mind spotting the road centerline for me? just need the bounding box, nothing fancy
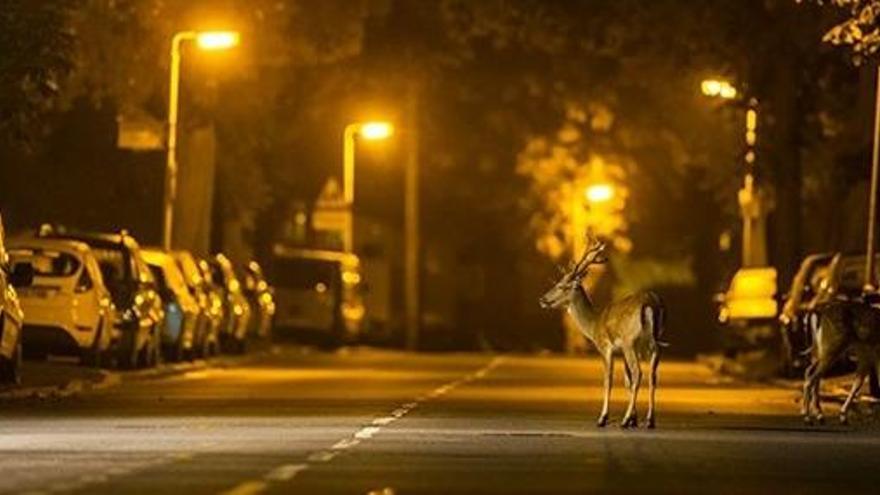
[216,356,504,495]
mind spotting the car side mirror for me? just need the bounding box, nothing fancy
[10,262,35,288]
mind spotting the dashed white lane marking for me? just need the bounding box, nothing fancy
[331,438,361,450]
[354,426,382,439]
[264,464,307,482]
[217,356,504,495]
[218,480,269,495]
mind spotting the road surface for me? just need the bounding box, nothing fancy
[1,347,879,494]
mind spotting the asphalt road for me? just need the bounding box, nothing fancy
[1,346,880,494]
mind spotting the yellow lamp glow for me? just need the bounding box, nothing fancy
[359,122,394,140]
[586,183,615,204]
[196,31,240,50]
[701,79,737,100]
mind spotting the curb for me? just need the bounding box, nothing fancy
[0,344,283,401]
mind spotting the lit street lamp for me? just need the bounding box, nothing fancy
[342,121,394,252]
[163,30,240,251]
[701,78,766,268]
[701,79,738,100]
[585,183,615,204]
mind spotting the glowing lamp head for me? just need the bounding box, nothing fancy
[701,79,737,100]
[196,31,240,50]
[585,183,615,204]
[359,122,394,140]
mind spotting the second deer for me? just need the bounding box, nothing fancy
[802,299,880,424]
[539,235,666,428]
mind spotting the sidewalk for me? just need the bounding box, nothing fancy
[700,352,880,423]
[0,344,284,401]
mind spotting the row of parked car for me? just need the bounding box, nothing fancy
[0,214,275,385]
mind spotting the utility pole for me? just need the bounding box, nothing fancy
[404,81,421,351]
[865,64,880,291]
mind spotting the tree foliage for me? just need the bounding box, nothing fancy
[811,0,880,58]
[0,0,75,144]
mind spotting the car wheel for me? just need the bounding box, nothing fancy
[118,329,139,370]
[1,337,23,386]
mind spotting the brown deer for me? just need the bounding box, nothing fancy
[802,299,880,424]
[539,236,666,428]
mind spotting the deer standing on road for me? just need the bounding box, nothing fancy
[539,236,666,428]
[802,299,880,424]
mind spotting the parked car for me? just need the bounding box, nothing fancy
[0,214,33,385]
[7,238,114,366]
[240,260,275,340]
[205,254,251,353]
[174,250,221,357]
[197,259,232,349]
[142,249,199,361]
[269,245,364,345]
[39,228,162,369]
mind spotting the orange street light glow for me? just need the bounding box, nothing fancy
[586,183,615,204]
[359,122,394,140]
[196,31,240,50]
[701,79,737,100]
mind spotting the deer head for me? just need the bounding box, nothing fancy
[539,235,608,309]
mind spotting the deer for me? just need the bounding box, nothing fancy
[802,299,880,425]
[539,235,666,428]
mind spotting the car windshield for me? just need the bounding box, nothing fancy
[9,249,81,278]
[273,257,337,290]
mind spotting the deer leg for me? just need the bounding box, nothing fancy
[620,349,641,428]
[808,358,834,424]
[597,350,613,427]
[839,366,867,425]
[802,360,817,422]
[646,350,660,429]
[623,359,633,390]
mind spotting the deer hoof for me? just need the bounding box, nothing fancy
[815,414,825,425]
[803,415,813,426]
[645,417,655,429]
[596,415,608,428]
[839,414,849,425]
[620,416,638,429]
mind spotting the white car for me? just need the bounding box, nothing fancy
[8,238,115,366]
[1,213,33,385]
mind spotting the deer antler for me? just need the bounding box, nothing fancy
[572,232,607,277]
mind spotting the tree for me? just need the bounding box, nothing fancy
[812,0,880,58]
[0,0,75,144]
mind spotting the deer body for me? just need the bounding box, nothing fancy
[541,237,666,428]
[802,300,880,424]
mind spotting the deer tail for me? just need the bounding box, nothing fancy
[644,294,669,349]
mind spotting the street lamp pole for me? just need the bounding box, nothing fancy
[163,31,194,251]
[341,121,393,253]
[163,30,239,251]
[865,64,880,291]
[343,123,358,253]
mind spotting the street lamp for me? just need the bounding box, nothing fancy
[701,79,766,268]
[341,121,394,252]
[343,121,395,204]
[701,79,738,100]
[163,30,240,251]
[585,183,615,204]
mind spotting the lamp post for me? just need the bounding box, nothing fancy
[341,121,394,252]
[701,79,766,267]
[163,30,239,251]
[864,65,880,291]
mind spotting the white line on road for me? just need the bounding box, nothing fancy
[216,356,504,495]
